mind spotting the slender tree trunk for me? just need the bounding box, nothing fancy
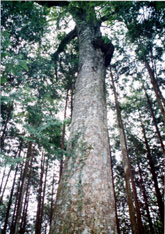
[13,142,33,234]
[2,142,23,233]
[0,168,12,204]
[19,189,30,234]
[109,140,120,234]
[137,160,154,234]
[40,158,48,227]
[2,165,19,234]
[70,85,74,119]
[140,120,164,225]
[144,59,165,122]
[20,154,33,234]
[130,168,143,233]
[0,104,13,149]
[0,166,6,198]
[110,67,140,234]
[44,224,48,234]
[0,146,13,196]
[49,172,55,229]
[59,89,69,183]
[50,10,117,233]
[35,153,45,234]
[144,88,164,155]
[0,144,23,203]
[10,163,24,234]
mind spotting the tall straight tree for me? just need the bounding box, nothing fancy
[109,67,143,234]
[143,87,165,155]
[140,118,164,225]
[37,1,117,233]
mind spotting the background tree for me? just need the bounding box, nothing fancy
[0,1,164,233]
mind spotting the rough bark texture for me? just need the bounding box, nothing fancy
[50,11,117,234]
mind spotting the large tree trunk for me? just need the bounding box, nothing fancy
[50,9,117,234]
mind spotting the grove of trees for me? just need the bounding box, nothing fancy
[0,1,164,234]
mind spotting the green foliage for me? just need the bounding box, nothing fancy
[0,1,164,233]
[1,1,48,44]
[0,153,24,167]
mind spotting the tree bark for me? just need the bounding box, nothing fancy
[0,143,22,204]
[20,154,33,234]
[2,163,19,234]
[49,172,56,229]
[144,88,165,155]
[0,168,12,204]
[0,103,13,149]
[35,153,45,234]
[130,169,143,234]
[58,89,69,183]
[140,120,164,225]
[110,67,140,234]
[0,166,6,199]
[40,158,48,229]
[137,160,154,234]
[144,59,165,122]
[13,141,33,234]
[50,7,117,234]
[70,87,74,119]
[109,140,120,234]
[10,163,24,234]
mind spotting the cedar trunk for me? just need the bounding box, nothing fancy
[110,68,140,234]
[50,11,117,234]
[144,60,165,122]
[141,121,164,225]
[144,88,164,155]
[2,164,19,234]
[13,142,33,234]
[137,161,154,234]
[59,89,69,183]
[35,153,45,234]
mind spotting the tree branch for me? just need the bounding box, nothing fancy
[52,26,77,62]
[99,12,116,23]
